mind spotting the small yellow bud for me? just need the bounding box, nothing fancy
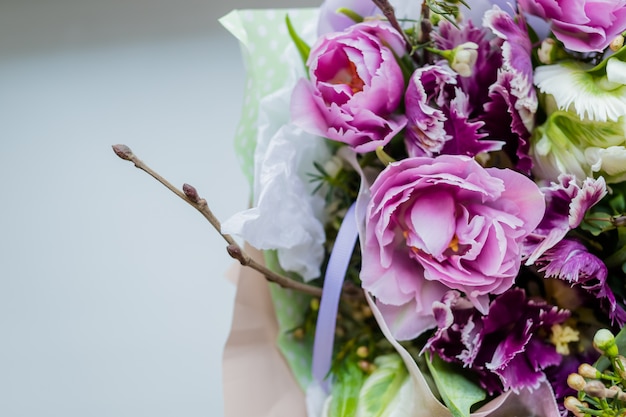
[310,298,320,312]
[610,35,625,52]
[566,373,586,391]
[292,328,305,340]
[563,396,585,417]
[356,346,369,358]
[578,363,600,379]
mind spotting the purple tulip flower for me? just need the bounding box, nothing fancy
[291,21,407,153]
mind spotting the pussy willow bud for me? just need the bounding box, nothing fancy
[594,329,618,358]
[567,373,587,391]
[182,183,200,203]
[578,363,600,379]
[112,144,134,161]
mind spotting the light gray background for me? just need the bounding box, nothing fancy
[0,0,315,415]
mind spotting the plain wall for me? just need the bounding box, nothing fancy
[0,0,316,415]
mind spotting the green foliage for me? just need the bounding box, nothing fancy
[330,361,366,417]
[356,354,410,417]
[426,0,469,28]
[286,14,311,71]
[425,352,486,417]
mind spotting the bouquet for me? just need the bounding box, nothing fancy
[114,0,626,416]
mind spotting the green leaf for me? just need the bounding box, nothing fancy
[285,14,310,71]
[425,352,486,417]
[356,354,411,417]
[330,361,366,417]
[586,44,626,77]
[336,7,364,24]
[610,193,626,214]
[581,211,614,236]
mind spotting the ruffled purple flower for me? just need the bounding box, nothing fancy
[291,21,407,153]
[441,88,505,157]
[360,155,545,339]
[524,174,607,264]
[517,0,626,52]
[405,20,504,159]
[544,349,600,416]
[404,65,456,157]
[480,6,538,173]
[426,289,569,394]
[537,239,626,326]
[433,19,501,113]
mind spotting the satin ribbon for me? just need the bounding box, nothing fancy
[311,202,359,393]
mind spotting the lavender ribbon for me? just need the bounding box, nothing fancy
[311,202,359,392]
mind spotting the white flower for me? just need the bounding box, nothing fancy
[534,60,626,123]
[530,111,626,183]
[585,145,626,183]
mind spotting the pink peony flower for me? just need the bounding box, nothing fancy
[360,155,545,339]
[291,21,407,153]
[517,0,626,52]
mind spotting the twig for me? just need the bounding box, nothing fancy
[112,144,323,297]
[371,0,415,58]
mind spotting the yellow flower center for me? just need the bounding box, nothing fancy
[550,324,580,355]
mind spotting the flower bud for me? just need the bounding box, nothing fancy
[584,380,608,398]
[594,328,618,358]
[356,346,369,358]
[451,42,478,77]
[610,35,625,52]
[563,396,585,417]
[567,373,586,391]
[292,328,305,340]
[578,363,600,379]
[358,360,374,373]
[538,38,557,64]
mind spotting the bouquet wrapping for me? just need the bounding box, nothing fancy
[218,2,626,416]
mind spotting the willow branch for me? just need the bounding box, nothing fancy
[371,0,416,59]
[112,144,323,297]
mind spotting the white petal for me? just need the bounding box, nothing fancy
[534,62,626,122]
[607,58,626,85]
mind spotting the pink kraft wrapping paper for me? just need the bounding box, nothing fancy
[222,247,306,417]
